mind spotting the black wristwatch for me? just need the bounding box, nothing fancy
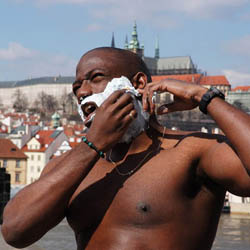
[199,87,225,114]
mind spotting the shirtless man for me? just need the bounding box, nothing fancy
[1,47,250,250]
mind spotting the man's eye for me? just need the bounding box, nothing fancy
[73,84,81,95]
[91,73,104,81]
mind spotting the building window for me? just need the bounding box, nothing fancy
[31,166,34,172]
[31,155,34,161]
[15,172,21,183]
[16,160,21,168]
[3,160,7,168]
[38,155,41,161]
[37,166,41,172]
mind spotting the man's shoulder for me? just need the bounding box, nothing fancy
[161,128,227,150]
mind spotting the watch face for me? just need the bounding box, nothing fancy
[213,88,220,94]
[210,87,225,98]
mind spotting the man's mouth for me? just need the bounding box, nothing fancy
[81,102,97,127]
[84,112,96,127]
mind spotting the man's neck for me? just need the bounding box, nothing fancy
[107,130,154,163]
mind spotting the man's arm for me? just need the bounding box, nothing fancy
[1,91,135,248]
[198,97,250,196]
[140,79,250,195]
[1,142,100,248]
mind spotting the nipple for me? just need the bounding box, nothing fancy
[137,202,151,213]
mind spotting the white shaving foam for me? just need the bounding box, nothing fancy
[78,76,149,143]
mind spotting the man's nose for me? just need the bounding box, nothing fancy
[77,80,92,103]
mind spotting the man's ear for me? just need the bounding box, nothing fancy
[131,72,148,90]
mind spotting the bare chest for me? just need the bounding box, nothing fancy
[66,148,202,233]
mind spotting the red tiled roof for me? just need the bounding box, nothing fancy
[73,124,85,131]
[63,125,85,138]
[69,141,81,148]
[0,139,27,159]
[4,113,28,120]
[36,130,55,145]
[152,74,230,86]
[22,130,58,152]
[63,127,75,137]
[152,74,202,83]
[199,75,230,86]
[23,121,39,126]
[232,86,250,92]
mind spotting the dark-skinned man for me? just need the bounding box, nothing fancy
[1,47,250,250]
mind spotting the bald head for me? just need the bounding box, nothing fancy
[78,47,152,82]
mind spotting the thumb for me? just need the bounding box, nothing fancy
[157,102,182,115]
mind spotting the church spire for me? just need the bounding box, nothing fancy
[111,32,115,48]
[129,20,140,49]
[128,21,143,57]
[155,36,160,59]
[124,35,128,49]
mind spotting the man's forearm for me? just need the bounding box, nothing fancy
[206,97,250,175]
[1,141,100,248]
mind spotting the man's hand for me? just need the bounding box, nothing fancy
[138,79,207,115]
[86,90,136,152]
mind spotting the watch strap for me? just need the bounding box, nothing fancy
[199,87,225,114]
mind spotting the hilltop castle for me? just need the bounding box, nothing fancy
[112,22,198,76]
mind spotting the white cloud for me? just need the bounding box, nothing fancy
[223,69,250,86]
[0,43,77,80]
[11,0,250,20]
[0,42,37,60]
[168,0,249,17]
[224,35,250,57]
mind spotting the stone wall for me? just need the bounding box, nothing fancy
[230,203,250,215]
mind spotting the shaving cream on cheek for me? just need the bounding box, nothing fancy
[78,76,149,143]
[78,76,140,123]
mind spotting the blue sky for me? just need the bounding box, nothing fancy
[1,0,250,87]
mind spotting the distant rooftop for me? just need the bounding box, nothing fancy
[0,138,27,159]
[0,76,75,88]
[232,86,250,92]
[152,74,230,86]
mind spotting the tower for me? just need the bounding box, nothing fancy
[124,35,129,50]
[111,32,115,48]
[155,37,160,59]
[126,21,144,57]
[51,112,61,129]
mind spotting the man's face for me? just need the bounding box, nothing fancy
[73,50,134,99]
[73,49,149,143]
[73,50,136,126]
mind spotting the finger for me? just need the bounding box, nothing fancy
[127,109,137,120]
[118,109,137,131]
[137,84,154,95]
[117,103,135,119]
[103,90,126,105]
[141,88,150,112]
[157,104,169,115]
[157,102,186,114]
[147,90,156,114]
[113,92,134,110]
